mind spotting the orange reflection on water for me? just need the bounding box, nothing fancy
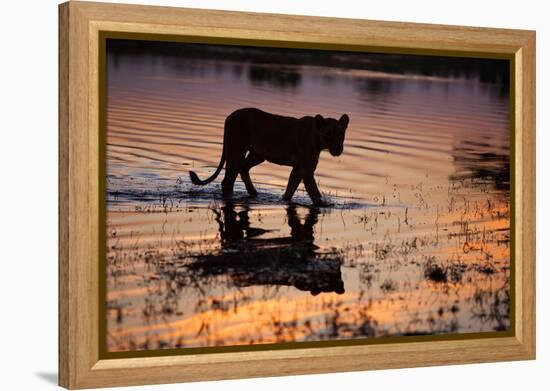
[105,44,510,352]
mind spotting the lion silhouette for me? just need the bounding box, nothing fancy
[189,107,349,206]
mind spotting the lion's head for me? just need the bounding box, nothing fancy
[316,113,349,157]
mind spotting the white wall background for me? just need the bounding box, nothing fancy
[0,0,546,389]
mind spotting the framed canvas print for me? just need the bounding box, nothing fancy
[59,1,536,389]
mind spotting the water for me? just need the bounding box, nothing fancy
[105,42,510,352]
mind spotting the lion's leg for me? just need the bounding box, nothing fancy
[221,138,248,198]
[283,167,302,201]
[240,151,264,197]
[302,172,325,206]
[221,165,239,198]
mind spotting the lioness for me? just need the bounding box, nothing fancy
[189,107,349,206]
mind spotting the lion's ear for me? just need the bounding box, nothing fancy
[339,114,349,128]
[315,114,324,129]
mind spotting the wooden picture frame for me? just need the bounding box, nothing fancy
[59,1,536,388]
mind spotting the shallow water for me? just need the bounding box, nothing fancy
[105,43,510,352]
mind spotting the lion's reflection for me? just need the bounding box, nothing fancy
[188,203,345,295]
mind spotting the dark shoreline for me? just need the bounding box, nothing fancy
[107,39,510,86]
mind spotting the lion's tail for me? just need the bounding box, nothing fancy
[189,150,226,186]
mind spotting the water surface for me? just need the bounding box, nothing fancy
[105,42,510,352]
